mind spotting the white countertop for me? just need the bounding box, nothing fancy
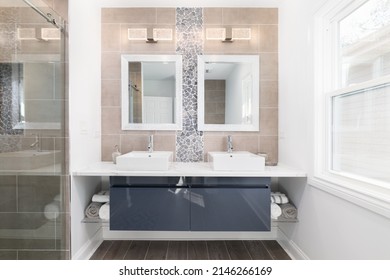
[73,161,306,177]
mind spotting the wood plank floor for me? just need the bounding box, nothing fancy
[90,240,291,260]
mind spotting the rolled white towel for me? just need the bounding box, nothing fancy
[99,203,110,220]
[271,192,289,204]
[85,202,102,218]
[44,201,60,220]
[92,190,110,203]
[270,202,282,220]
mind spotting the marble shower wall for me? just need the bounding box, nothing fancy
[101,7,279,163]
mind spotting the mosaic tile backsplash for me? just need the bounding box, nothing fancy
[175,7,204,162]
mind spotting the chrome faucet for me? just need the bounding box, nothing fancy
[147,135,154,153]
[227,135,233,153]
[30,133,42,152]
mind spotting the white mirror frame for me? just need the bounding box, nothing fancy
[197,55,260,131]
[121,54,183,130]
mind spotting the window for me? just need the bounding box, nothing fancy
[314,0,390,193]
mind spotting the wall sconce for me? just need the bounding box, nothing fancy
[128,28,173,43]
[41,28,61,40]
[17,28,36,40]
[17,27,61,41]
[205,27,251,42]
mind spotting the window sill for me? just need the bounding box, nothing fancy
[308,176,390,219]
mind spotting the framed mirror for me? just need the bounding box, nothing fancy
[121,54,182,130]
[197,55,259,131]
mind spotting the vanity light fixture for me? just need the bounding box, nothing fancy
[41,28,61,40]
[128,28,173,43]
[205,27,251,42]
[17,28,37,40]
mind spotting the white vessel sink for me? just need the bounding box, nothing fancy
[208,151,265,171]
[116,151,173,171]
[0,150,60,171]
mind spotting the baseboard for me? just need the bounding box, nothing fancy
[102,226,279,240]
[72,227,103,260]
[277,228,309,260]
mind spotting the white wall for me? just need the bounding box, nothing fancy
[69,0,102,258]
[69,0,101,170]
[278,0,390,259]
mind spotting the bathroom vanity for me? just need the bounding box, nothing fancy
[71,162,306,259]
[109,176,271,232]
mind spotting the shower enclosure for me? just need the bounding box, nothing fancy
[0,0,69,259]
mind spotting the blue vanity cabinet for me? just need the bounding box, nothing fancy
[187,177,271,231]
[110,177,190,231]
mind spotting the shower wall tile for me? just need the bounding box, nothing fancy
[18,250,69,260]
[17,176,61,212]
[0,176,17,212]
[53,0,68,21]
[0,251,17,260]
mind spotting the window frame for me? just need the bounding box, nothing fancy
[312,0,390,217]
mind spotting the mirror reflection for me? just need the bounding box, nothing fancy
[198,55,259,131]
[121,55,182,130]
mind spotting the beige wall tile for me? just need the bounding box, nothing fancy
[101,52,121,80]
[102,79,121,107]
[260,53,278,81]
[102,24,121,52]
[222,8,278,25]
[157,8,176,24]
[204,8,223,25]
[102,8,156,24]
[228,135,259,153]
[101,134,120,161]
[259,136,278,164]
[120,134,150,154]
[101,107,121,135]
[260,81,278,107]
[204,135,226,158]
[259,25,278,52]
[260,108,278,136]
[153,134,176,160]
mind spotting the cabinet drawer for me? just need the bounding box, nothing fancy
[190,186,270,231]
[110,186,190,231]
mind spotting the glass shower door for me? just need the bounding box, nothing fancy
[0,0,69,260]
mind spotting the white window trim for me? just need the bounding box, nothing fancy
[312,0,390,218]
